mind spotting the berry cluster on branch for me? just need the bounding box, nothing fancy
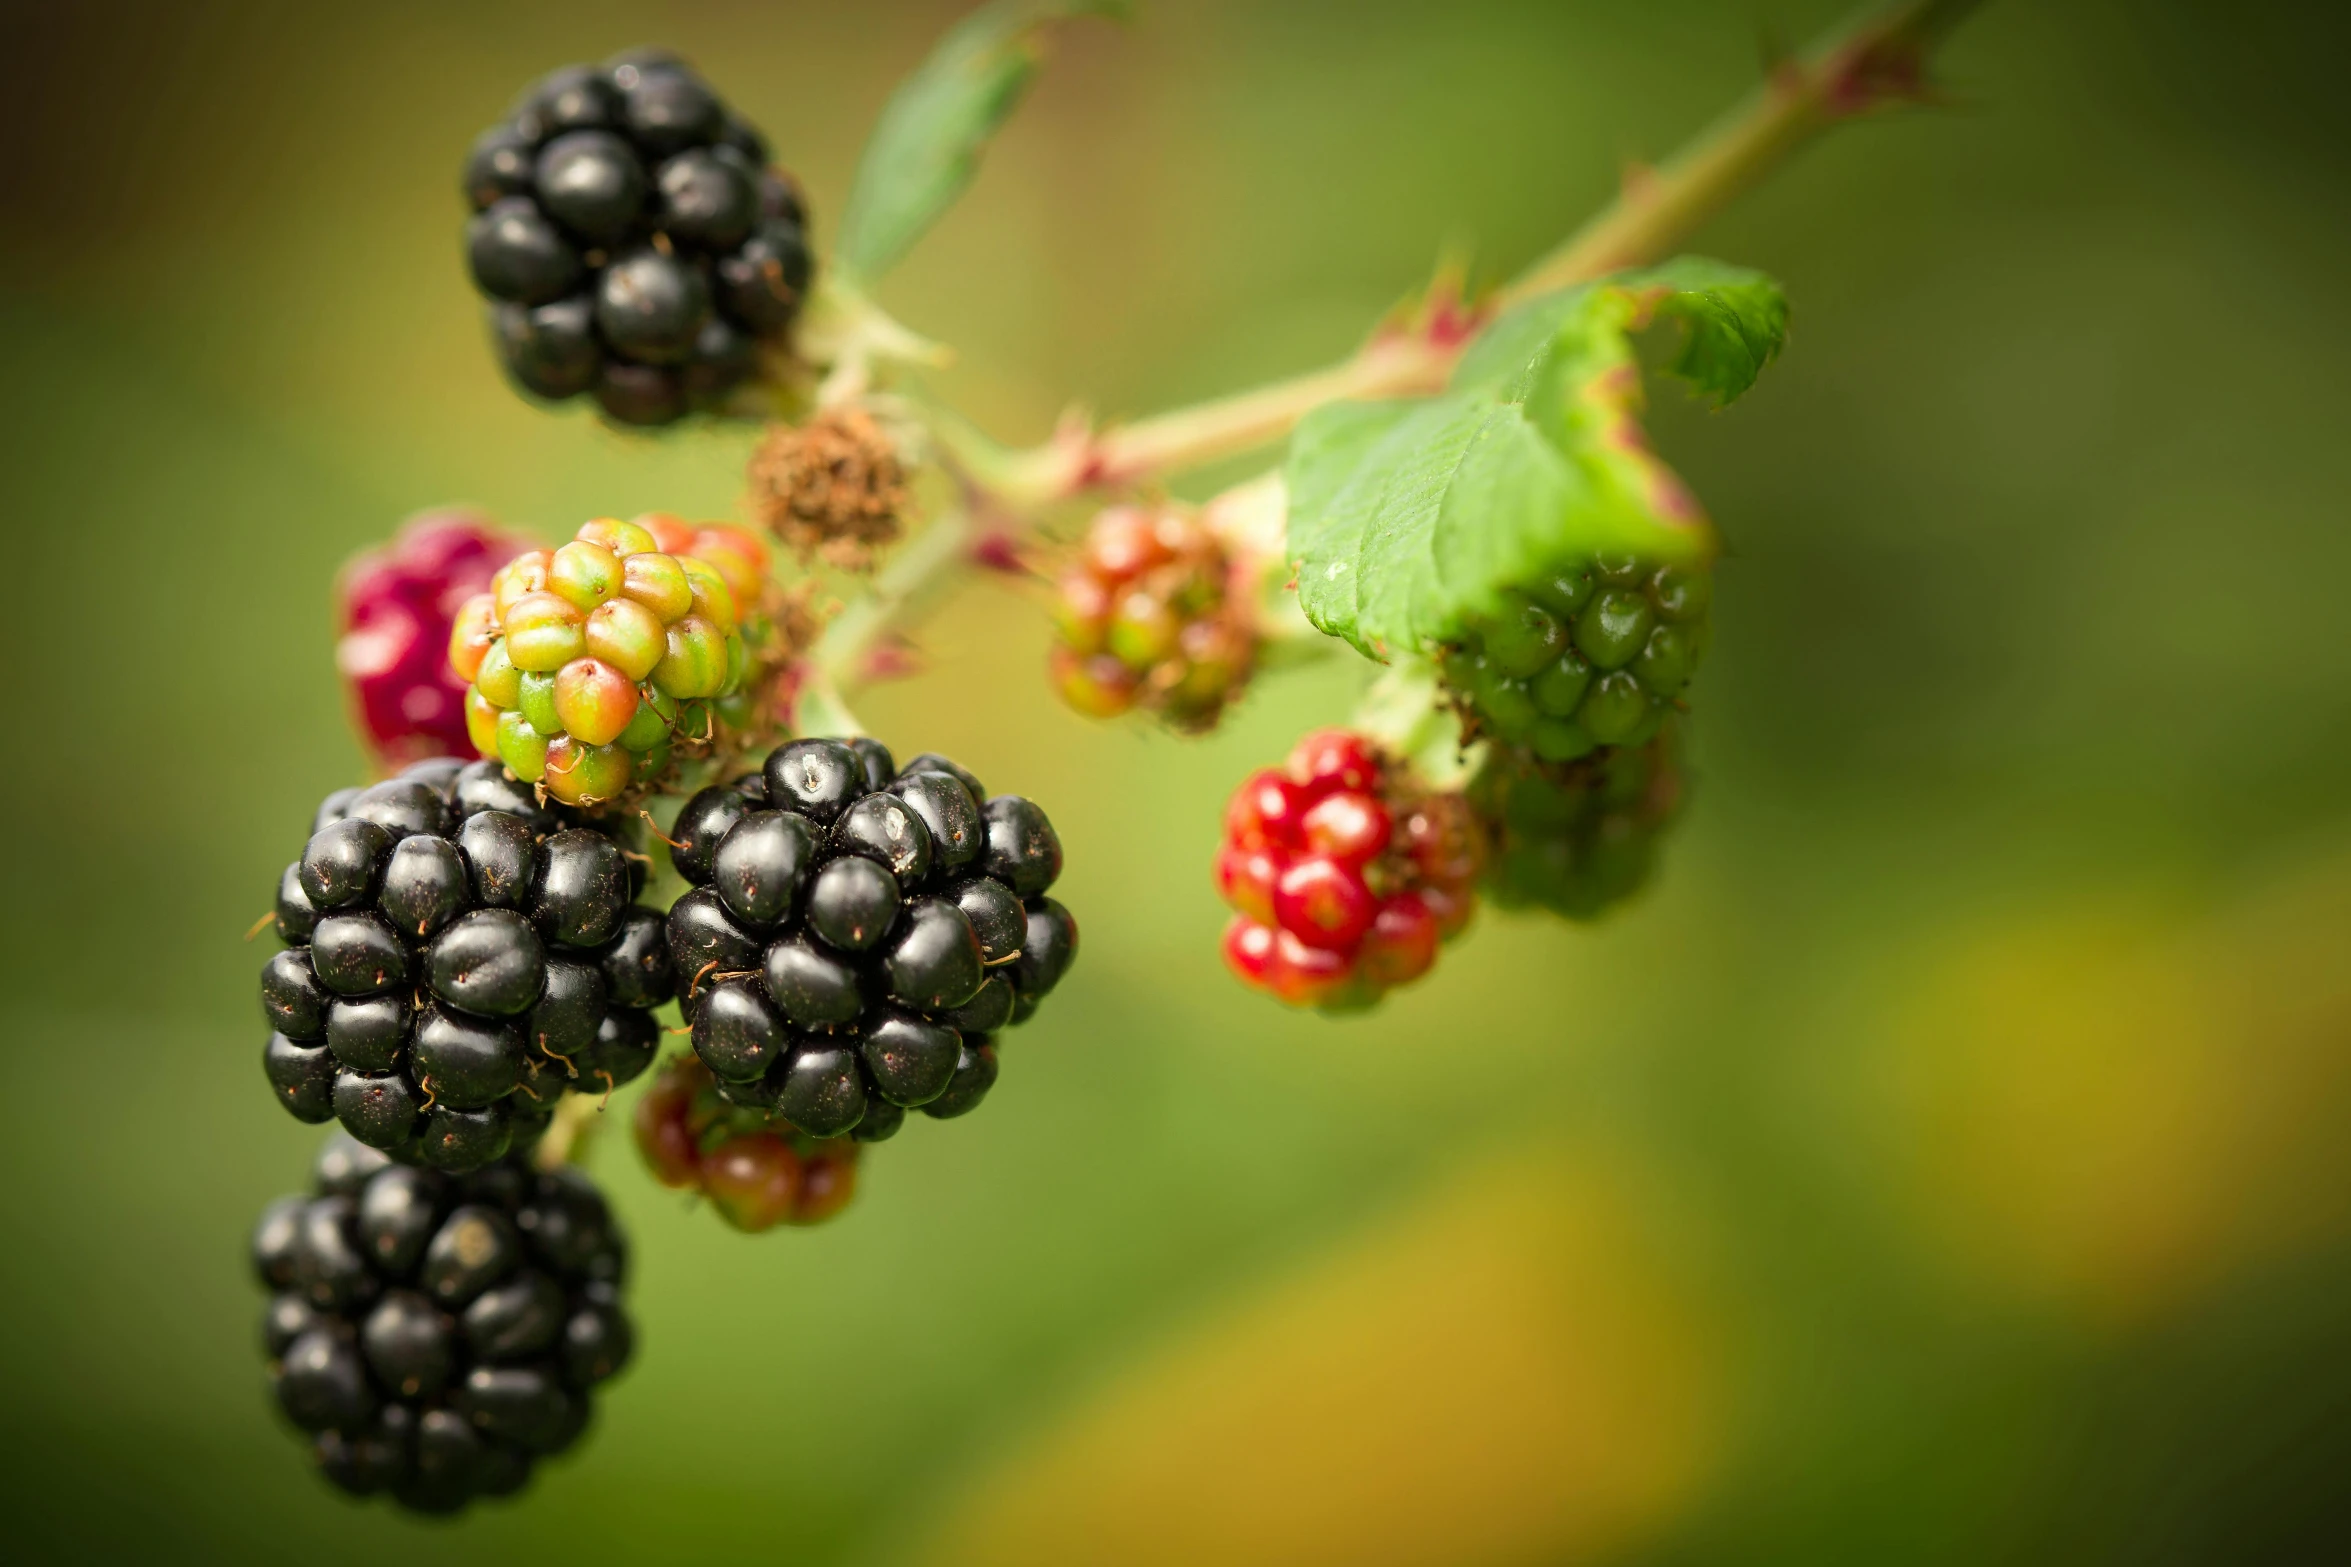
[241,0,1978,1512]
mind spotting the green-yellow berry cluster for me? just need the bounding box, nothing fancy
[451,515,771,807]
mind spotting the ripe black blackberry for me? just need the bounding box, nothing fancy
[463,49,813,427]
[262,757,675,1172]
[252,1131,632,1513]
[662,737,1076,1140]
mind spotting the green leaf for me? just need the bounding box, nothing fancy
[1284,258,1787,662]
[835,0,1126,284]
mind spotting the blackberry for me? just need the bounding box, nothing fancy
[1474,725,1686,920]
[252,1130,632,1512]
[633,1053,861,1230]
[1441,556,1711,760]
[336,512,533,770]
[1216,729,1482,1009]
[260,757,674,1170]
[462,51,813,426]
[452,516,776,808]
[660,738,1073,1145]
[1051,503,1254,732]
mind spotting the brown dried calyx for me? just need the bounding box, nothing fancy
[747,407,907,570]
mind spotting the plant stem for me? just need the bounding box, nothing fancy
[809,501,976,695]
[1511,0,1983,295]
[971,0,1980,506]
[793,0,1981,713]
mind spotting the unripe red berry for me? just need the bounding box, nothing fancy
[1359,892,1440,987]
[1273,854,1376,950]
[1214,844,1278,925]
[1050,502,1255,732]
[1222,916,1278,987]
[700,1136,804,1233]
[1301,790,1391,865]
[1286,729,1379,798]
[1214,728,1483,1010]
[1225,768,1306,851]
[1267,928,1350,1008]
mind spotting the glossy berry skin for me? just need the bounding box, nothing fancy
[658,738,1073,1154]
[252,1132,632,1513]
[1441,557,1710,761]
[463,51,812,425]
[631,1053,861,1231]
[1049,503,1255,731]
[337,513,533,770]
[1214,729,1482,1010]
[261,758,672,1165]
[1475,725,1685,921]
[456,517,772,807]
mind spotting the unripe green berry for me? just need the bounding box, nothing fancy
[1483,596,1568,679]
[1578,670,1651,744]
[618,694,671,752]
[584,597,668,682]
[1573,589,1652,671]
[474,639,523,708]
[653,615,729,700]
[503,591,587,672]
[1531,718,1594,762]
[1593,552,1647,588]
[548,540,623,612]
[1471,658,1538,733]
[465,687,501,757]
[578,518,658,559]
[497,708,551,781]
[1529,650,1593,717]
[542,735,633,807]
[620,552,695,622]
[1650,564,1709,622]
[1632,623,1697,696]
[1529,569,1594,619]
[679,559,737,633]
[517,671,563,736]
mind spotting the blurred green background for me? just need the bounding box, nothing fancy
[5,0,2349,1561]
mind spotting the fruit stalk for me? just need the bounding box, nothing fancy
[953,0,1980,508]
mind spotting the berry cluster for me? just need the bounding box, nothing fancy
[1051,504,1253,731]
[253,1133,631,1513]
[337,512,532,769]
[1476,728,1685,920]
[261,758,672,1172]
[634,1053,864,1230]
[664,737,1076,1138]
[463,50,812,426]
[452,516,769,808]
[1441,556,1710,761]
[1216,730,1481,1008]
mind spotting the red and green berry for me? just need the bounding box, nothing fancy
[1215,728,1482,1009]
[452,515,772,808]
[632,1053,863,1231]
[1051,503,1254,732]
